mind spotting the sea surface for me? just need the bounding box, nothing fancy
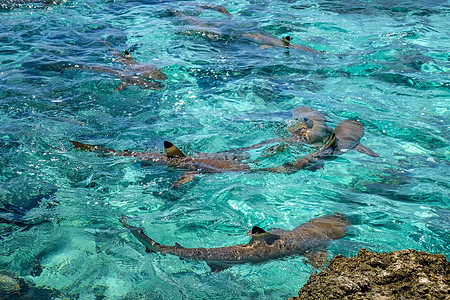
[0,0,449,299]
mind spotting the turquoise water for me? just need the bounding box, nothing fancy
[0,0,448,298]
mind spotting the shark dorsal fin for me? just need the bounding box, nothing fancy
[282,36,291,48]
[251,226,266,235]
[249,231,280,246]
[164,141,186,158]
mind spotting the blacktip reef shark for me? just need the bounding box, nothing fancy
[234,106,378,158]
[120,213,350,272]
[268,118,379,173]
[168,5,232,41]
[243,34,357,55]
[242,34,325,53]
[169,5,351,55]
[69,140,250,187]
[289,107,379,157]
[64,41,167,91]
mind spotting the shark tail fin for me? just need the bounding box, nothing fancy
[120,215,160,253]
[70,141,118,154]
[164,141,186,158]
[355,143,379,157]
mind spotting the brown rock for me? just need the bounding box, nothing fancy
[288,249,449,300]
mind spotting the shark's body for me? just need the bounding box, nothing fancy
[120,213,350,272]
[70,140,250,186]
[65,42,167,91]
[235,107,378,159]
[242,33,324,53]
[167,5,345,54]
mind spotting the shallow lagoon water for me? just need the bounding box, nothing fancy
[0,0,449,299]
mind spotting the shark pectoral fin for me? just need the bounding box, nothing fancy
[207,262,231,273]
[172,172,198,188]
[114,80,129,92]
[303,249,329,269]
[70,140,118,154]
[164,141,186,158]
[355,143,379,157]
[260,45,272,50]
[262,143,287,157]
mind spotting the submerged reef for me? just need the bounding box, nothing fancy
[289,249,449,300]
[0,271,64,300]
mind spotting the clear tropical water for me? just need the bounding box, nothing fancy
[0,0,448,299]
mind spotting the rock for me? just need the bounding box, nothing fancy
[0,270,65,300]
[288,249,449,300]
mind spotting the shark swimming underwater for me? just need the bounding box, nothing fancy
[232,106,378,161]
[120,213,350,272]
[242,33,325,53]
[69,140,250,187]
[64,41,167,91]
[167,4,353,55]
[267,118,379,172]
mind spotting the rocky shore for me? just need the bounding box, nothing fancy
[289,249,449,300]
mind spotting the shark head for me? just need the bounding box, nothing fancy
[287,117,314,133]
[302,213,351,240]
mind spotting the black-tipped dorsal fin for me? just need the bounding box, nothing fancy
[251,226,266,235]
[249,232,280,246]
[164,141,186,158]
[282,36,291,48]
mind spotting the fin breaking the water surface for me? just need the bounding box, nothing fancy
[164,141,186,158]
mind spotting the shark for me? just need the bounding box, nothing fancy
[268,118,379,172]
[233,107,378,158]
[168,5,348,54]
[120,213,350,272]
[69,140,250,187]
[242,33,325,53]
[198,4,232,16]
[65,41,167,91]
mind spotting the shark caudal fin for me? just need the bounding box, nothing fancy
[120,216,160,253]
[164,141,186,158]
[70,141,118,154]
[355,143,379,157]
